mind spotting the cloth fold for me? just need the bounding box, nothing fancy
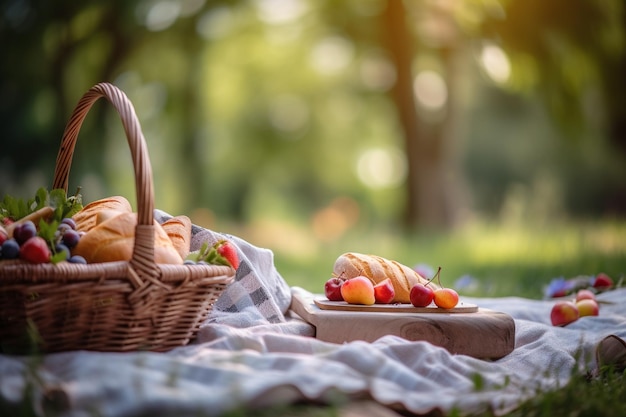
[1,215,625,417]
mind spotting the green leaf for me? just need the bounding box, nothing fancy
[50,251,68,265]
[38,219,59,245]
[1,193,29,221]
[34,187,48,211]
[0,187,83,223]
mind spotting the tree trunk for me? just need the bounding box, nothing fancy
[380,0,459,230]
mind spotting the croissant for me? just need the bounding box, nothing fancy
[333,252,435,303]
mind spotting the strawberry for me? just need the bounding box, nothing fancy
[216,240,239,270]
[19,236,51,264]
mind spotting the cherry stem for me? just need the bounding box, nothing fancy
[331,271,347,281]
[425,266,442,287]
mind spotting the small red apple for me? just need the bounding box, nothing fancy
[550,301,579,326]
[324,277,345,301]
[576,299,599,317]
[410,283,434,307]
[373,278,395,304]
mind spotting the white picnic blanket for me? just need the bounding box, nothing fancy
[0,215,625,417]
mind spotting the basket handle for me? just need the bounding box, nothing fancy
[53,82,159,281]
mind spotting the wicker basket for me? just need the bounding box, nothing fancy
[0,82,235,353]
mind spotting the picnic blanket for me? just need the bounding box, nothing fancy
[1,213,625,417]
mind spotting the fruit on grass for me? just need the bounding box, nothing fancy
[325,276,346,301]
[340,276,375,305]
[434,288,459,309]
[19,236,51,264]
[576,299,599,317]
[593,273,613,290]
[373,278,395,304]
[216,240,240,269]
[575,289,596,302]
[410,283,434,307]
[550,301,580,326]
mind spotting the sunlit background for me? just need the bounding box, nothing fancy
[1,0,625,294]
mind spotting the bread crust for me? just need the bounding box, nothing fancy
[161,215,192,259]
[72,212,183,264]
[333,252,432,303]
[73,196,133,233]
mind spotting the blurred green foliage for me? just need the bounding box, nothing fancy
[1,0,625,243]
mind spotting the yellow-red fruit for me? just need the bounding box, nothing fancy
[576,299,599,317]
[341,276,375,305]
[551,301,579,326]
[433,288,459,309]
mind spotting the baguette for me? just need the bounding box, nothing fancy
[333,252,435,303]
[73,196,133,233]
[72,211,183,264]
[161,215,192,259]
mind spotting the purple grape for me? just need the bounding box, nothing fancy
[55,223,72,236]
[1,239,20,259]
[55,243,70,260]
[13,221,37,245]
[61,218,77,230]
[68,255,87,264]
[61,229,80,248]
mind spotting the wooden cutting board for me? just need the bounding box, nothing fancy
[290,287,515,359]
[314,299,479,313]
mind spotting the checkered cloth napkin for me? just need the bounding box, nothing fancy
[154,209,313,338]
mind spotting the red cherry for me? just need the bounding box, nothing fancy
[410,284,434,307]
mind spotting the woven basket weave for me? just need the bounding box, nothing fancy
[0,82,235,353]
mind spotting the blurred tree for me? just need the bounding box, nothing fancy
[475,0,626,214]
[478,0,625,152]
[380,0,462,229]
[1,0,624,231]
[0,0,230,213]
[0,1,139,184]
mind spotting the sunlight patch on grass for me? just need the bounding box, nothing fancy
[456,221,626,268]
